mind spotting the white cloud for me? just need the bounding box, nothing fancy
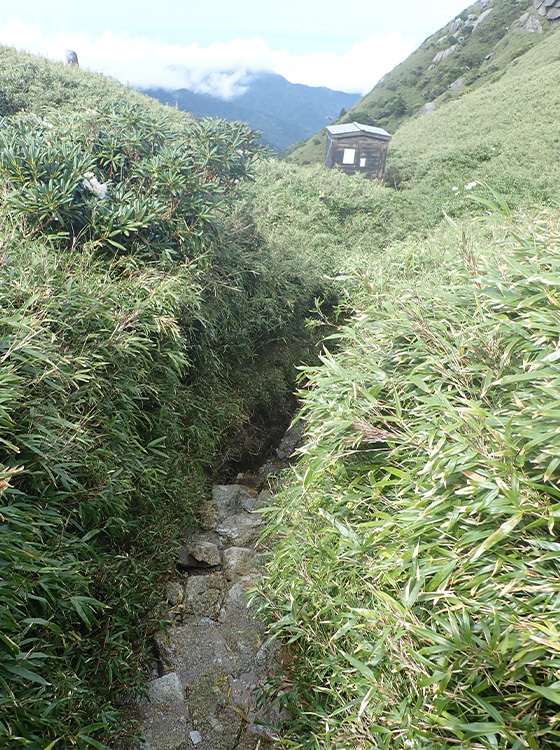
[0,18,416,97]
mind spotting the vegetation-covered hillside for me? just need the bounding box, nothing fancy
[0,47,337,748]
[143,72,360,151]
[2,0,560,744]
[286,0,559,166]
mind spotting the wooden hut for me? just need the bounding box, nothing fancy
[325,122,391,180]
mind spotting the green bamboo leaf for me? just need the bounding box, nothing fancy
[0,632,19,655]
[469,512,523,562]
[344,652,375,680]
[524,683,560,706]
[4,664,49,685]
[77,734,110,750]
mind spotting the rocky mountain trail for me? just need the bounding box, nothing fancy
[135,425,303,750]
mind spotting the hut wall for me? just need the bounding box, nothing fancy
[327,134,389,180]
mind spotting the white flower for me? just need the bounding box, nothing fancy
[82,172,107,199]
[452,186,459,192]
[464,181,477,190]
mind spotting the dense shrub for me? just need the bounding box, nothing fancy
[260,210,560,748]
[0,105,265,261]
[0,88,331,747]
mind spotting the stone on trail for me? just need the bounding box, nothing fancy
[166,581,184,606]
[183,574,226,618]
[200,485,257,528]
[216,513,264,547]
[222,547,255,581]
[179,539,221,568]
[146,671,185,706]
[188,665,245,750]
[221,575,261,614]
[155,620,234,686]
[139,672,187,750]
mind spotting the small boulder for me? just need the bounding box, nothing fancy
[184,574,226,618]
[146,672,185,707]
[216,513,264,547]
[166,581,184,606]
[222,547,255,581]
[199,485,257,528]
[178,540,221,568]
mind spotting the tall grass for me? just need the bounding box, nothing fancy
[259,208,560,749]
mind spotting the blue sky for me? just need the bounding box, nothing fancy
[1,1,472,95]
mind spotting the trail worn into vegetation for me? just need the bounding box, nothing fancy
[137,427,301,750]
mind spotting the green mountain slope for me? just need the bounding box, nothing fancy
[286,0,559,166]
[387,28,560,202]
[0,45,182,120]
[142,73,359,151]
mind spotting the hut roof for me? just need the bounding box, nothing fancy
[326,122,391,139]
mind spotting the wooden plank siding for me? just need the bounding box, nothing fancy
[325,126,391,181]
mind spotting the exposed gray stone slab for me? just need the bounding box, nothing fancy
[199,485,257,529]
[222,547,255,581]
[449,17,463,34]
[183,574,226,619]
[255,489,272,509]
[216,513,264,547]
[147,672,185,706]
[179,540,221,568]
[139,714,188,750]
[188,665,245,750]
[139,673,189,750]
[213,485,256,519]
[155,621,235,686]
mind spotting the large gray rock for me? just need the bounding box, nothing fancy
[421,102,436,116]
[183,574,226,618]
[199,485,257,529]
[139,715,188,750]
[213,485,256,518]
[222,547,255,581]
[449,17,463,34]
[432,44,457,64]
[449,77,464,90]
[471,8,492,28]
[178,540,221,568]
[155,620,234,686]
[534,0,560,17]
[512,12,543,32]
[188,665,245,750]
[139,673,188,750]
[147,672,185,706]
[216,514,264,547]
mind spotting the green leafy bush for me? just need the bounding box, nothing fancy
[0,62,333,746]
[0,106,265,260]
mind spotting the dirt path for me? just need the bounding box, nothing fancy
[136,426,301,750]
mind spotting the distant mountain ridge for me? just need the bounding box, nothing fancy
[141,72,360,151]
[286,0,560,165]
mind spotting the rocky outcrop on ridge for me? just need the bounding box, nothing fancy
[533,0,560,21]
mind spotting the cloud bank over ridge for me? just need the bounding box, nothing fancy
[0,19,416,97]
